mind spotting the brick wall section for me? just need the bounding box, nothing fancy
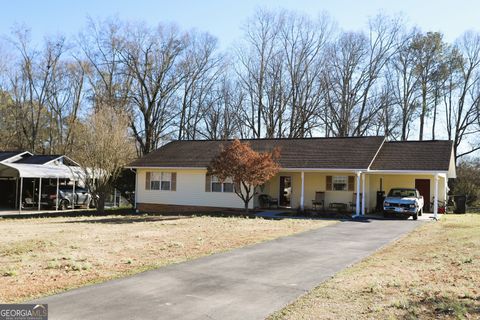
[137,203,245,215]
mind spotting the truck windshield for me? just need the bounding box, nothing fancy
[388,189,416,197]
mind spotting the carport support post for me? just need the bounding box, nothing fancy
[19,177,23,213]
[72,179,76,210]
[434,173,439,220]
[15,178,18,209]
[55,177,59,211]
[355,172,361,216]
[38,178,42,211]
[300,171,305,211]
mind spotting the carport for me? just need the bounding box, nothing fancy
[0,162,84,212]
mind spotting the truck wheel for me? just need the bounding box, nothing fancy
[412,212,418,220]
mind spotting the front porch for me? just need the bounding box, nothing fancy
[255,170,448,218]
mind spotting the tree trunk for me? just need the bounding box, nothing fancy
[419,86,427,141]
[244,201,249,215]
[96,193,106,213]
[432,101,437,140]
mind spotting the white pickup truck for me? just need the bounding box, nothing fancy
[383,188,424,220]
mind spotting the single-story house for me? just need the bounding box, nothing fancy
[128,136,456,216]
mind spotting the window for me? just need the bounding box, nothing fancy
[211,176,222,192]
[223,181,234,193]
[151,172,172,191]
[332,176,348,191]
[211,176,234,193]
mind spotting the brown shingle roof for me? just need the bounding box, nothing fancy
[370,140,453,171]
[129,136,385,169]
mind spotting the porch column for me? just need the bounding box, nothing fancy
[114,188,117,207]
[434,173,439,220]
[19,177,23,213]
[355,171,361,216]
[300,171,305,211]
[361,173,366,215]
[37,178,42,211]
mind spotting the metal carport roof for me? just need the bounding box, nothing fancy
[0,163,84,179]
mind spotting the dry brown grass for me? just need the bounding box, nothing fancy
[0,214,335,303]
[270,214,480,320]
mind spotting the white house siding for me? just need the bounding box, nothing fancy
[136,168,252,209]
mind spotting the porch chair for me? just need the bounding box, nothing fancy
[258,194,278,209]
[311,191,325,211]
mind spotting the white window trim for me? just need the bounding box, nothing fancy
[332,175,348,192]
[211,176,234,193]
[151,172,172,191]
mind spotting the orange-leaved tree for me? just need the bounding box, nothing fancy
[208,139,280,214]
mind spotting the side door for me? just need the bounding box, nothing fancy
[415,179,430,212]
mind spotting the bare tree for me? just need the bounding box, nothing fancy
[0,12,479,164]
[390,29,421,140]
[444,32,480,161]
[410,32,447,140]
[324,15,402,137]
[323,31,369,136]
[45,59,86,154]
[177,32,224,140]
[78,17,131,113]
[202,76,244,139]
[8,27,66,152]
[120,23,188,155]
[279,11,331,138]
[352,14,402,136]
[372,77,401,138]
[235,9,282,138]
[72,106,135,212]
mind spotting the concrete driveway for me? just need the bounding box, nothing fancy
[33,218,423,320]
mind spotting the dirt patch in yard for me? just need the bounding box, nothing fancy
[269,214,480,320]
[0,215,335,303]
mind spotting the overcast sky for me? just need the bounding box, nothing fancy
[1,0,479,48]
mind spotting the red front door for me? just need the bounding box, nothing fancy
[415,179,430,212]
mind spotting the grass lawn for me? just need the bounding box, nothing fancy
[270,214,480,320]
[0,214,336,303]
